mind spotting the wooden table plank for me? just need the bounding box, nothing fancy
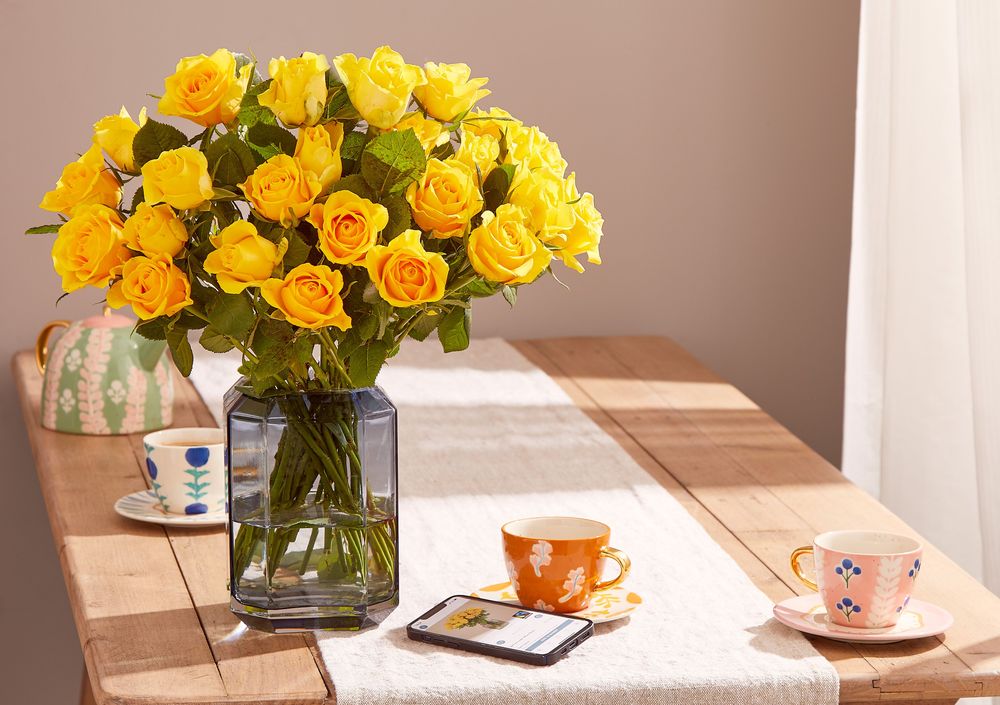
[518,337,1000,702]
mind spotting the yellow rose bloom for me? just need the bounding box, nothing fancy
[333,46,426,129]
[468,204,551,284]
[413,62,490,121]
[141,146,215,210]
[123,203,188,258]
[260,263,352,330]
[405,158,483,239]
[508,166,576,247]
[107,254,193,320]
[39,144,122,216]
[461,107,521,141]
[294,122,344,191]
[240,154,322,227]
[392,112,449,154]
[158,49,251,127]
[258,52,329,127]
[93,106,147,173]
[204,221,287,294]
[307,190,388,265]
[506,124,567,178]
[50,205,130,293]
[559,173,604,272]
[365,229,448,307]
[455,132,499,179]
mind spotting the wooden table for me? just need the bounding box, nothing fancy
[13,336,1000,704]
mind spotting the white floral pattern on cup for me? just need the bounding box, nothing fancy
[505,554,520,592]
[529,540,553,577]
[558,566,586,603]
[533,599,555,612]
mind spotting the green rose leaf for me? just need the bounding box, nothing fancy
[207,293,255,339]
[165,327,194,377]
[24,224,62,235]
[407,312,440,342]
[282,230,313,269]
[340,130,371,175]
[332,173,374,200]
[482,163,516,213]
[355,313,380,342]
[130,186,146,212]
[437,306,470,352]
[502,284,517,307]
[324,82,361,122]
[346,340,390,388]
[246,123,297,163]
[361,129,426,197]
[238,79,276,129]
[381,193,412,241]
[135,317,169,341]
[199,326,236,353]
[205,131,257,188]
[462,279,498,297]
[132,119,189,169]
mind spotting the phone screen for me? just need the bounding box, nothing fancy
[410,596,588,655]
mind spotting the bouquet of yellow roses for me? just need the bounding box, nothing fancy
[31,45,603,628]
[444,606,507,630]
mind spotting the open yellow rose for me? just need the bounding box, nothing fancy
[508,166,576,247]
[159,49,251,127]
[51,205,130,293]
[365,229,448,307]
[123,203,188,257]
[107,254,193,320]
[333,46,426,129]
[307,190,388,265]
[260,263,352,330]
[258,53,329,127]
[558,173,603,272]
[39,144,121,216]
[141,146,214,210]
[93,106,147,173]
[413,62,490,121]
[506,124,567,178]
[461,107,521,141]
[468,204,551,284]
[392,112,449,154]
[204,221,287,294]
[455,132,499,179]
[405,158,483,239]
[240,154,321,226]
[294,122,344,191]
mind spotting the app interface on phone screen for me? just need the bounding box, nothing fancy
[411,597,584,654]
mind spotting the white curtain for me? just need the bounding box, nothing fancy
[844,0,1000,592]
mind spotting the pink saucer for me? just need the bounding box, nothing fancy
[773,594,953,644]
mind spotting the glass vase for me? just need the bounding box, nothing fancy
[224,381,398,632]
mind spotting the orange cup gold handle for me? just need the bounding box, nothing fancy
[594,547,631,591]
[35,320,70,374]
[790,545,818,591]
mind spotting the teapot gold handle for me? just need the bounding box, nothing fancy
[35,320,70,374]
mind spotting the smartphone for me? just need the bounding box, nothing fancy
[406,594,594,666]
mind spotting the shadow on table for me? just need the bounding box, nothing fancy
[746,619,943,661]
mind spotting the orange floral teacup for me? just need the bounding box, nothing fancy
[501,517,631,613]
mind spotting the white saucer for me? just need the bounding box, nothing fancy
[472,581,642,623]
[115,490,227,528]
[773,594,953,644]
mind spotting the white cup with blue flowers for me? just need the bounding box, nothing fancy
[142,427,225,516]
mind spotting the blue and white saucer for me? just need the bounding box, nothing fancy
[115,490,227,527]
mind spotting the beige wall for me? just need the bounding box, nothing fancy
[0,1,858,701]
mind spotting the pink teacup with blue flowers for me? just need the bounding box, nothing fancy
[790,530,922,628]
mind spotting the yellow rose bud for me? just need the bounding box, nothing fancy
[39,144,122,216]
[558,173,603,272]
[107,254,193,320]
[468,204,551,284]
[307,190,388,265]
[333,46,426,129]
[258,52,330,127]
[508,167,576,247]
[158,49,252,127]
[204,221,287,294]
[405,158,483,239]
[141,146,214,211]
[93,106,147,173]
[413,62,490,121]
[392,112,449,154]
[294,122,344,191]
[455,132,499,179]
[240,154,321,227]
[365,229,448,307]
[122,203,188,258]
[260,263,352,330]
[506,124,567,177]
[51,205,130,293]
[461,107,521,141]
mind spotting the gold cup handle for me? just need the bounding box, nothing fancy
[594,547,631,591]
[790,545,819,591]
[35,320,70,374]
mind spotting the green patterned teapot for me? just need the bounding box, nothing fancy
[36,312,174,435]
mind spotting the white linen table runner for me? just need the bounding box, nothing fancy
[191,339,838,705]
